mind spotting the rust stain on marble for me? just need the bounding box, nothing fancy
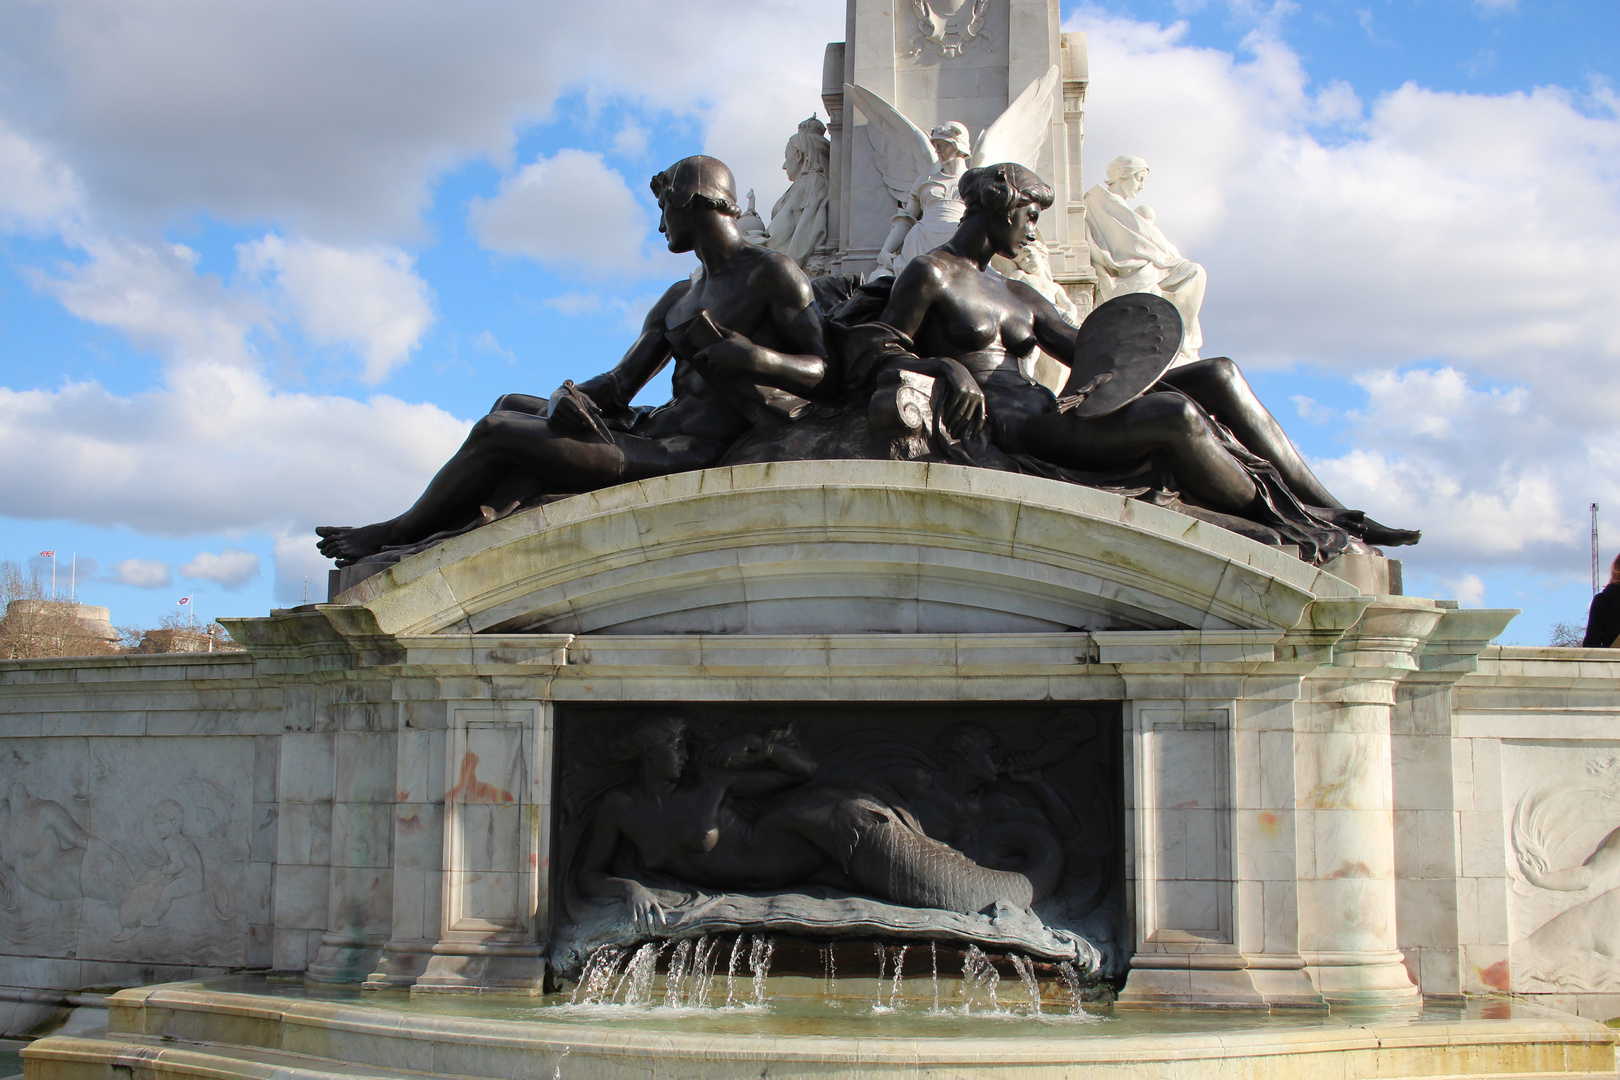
[447,751,515,803]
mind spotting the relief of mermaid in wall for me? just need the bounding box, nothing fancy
[551,711,1109,980]
[575,716,1035,924]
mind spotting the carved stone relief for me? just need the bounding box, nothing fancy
[0,738,251,966]
[548,702,1123,979]
[906,0,994,58]
[1505,743,1620,993]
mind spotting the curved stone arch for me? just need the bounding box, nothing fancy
[337,461,1359,637]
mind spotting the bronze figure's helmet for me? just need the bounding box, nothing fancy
[649,155,741,217]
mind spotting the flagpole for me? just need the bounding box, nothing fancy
[50,553,56,599]
[70,553,76,603]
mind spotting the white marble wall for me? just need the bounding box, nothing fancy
[1448,646,1620,1018]
[0,652,279,1035]
[3,470,1620,1024]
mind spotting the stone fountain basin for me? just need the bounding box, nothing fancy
[22,978,1619,1080]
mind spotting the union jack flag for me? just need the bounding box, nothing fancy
[39,550,53,557]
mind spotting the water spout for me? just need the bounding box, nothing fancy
[748,935,775,1008]
[1057,959,1083,1015]
[930,940,940,1013]
[890,945,908,1009]
[1009,953,1041,1015]
[724,934,745,1007]
[961,944,1000,1014]
[663,939,693,1008]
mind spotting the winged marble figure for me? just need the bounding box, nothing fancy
[846,65,1059,274]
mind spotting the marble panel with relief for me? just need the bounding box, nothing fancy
[1503,741,1620,994]
[0,736,253,968]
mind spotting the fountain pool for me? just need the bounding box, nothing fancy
[21,972,1617,1080]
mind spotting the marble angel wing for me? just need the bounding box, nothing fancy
[844,82,936,206]
[971,64,1060,169]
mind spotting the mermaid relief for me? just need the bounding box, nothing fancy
[575,716,1035,927]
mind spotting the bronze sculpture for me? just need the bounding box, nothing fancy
[318,154,1417,570]
[853,163,1419,558]
[316,156,832,567]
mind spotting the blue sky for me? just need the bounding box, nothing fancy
[0,0,1616,643]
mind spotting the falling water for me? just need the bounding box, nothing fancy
[960,944,1001,1014]
[871,944,890,1011]
[930,941,941,1013]
[748,935,775,1008]
[566,935,1079,1018]
[663,939,693,1008]
[724,934,745,1007]
[686,935,719,1008]
[617,941,665,1007]
[1008,953,1041,1015]
[570,946,627,1005]
[551,1047,569,1080]
[889,944,908,1009]
[821,943,839,1004]
[1056,960,1083,1015]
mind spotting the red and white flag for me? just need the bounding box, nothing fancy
[39,550,54,557]
[177,596,191,606]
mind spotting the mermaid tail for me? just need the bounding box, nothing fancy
[840,801,1034,914]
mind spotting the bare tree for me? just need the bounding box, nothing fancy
[1549,621,1586,648]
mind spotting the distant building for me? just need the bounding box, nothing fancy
[0,599,120,659]
[129,625,242,654]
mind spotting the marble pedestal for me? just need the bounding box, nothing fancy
[257,461,1508,1007]
[27,459,1620,1026]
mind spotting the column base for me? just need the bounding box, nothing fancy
[363,942,435,990]
[1303,949,1421,1006]
[1118,954,1327,1010]
[307,939,385,985]
[412,942,547,995]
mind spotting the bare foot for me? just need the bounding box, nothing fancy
[1361,519,1421,547]
[316,521,405,565]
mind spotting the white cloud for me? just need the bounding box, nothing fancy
[112,558,172,588]
[1070,8,1620,581]
[1074,10,1620,388]
[472,330,514,364]
[0,0,839,241]
[0,121,81,231]
[0,365,470,538]
[272,533,332,606]
[34,236,265,369]
[179,547,260,589]
[238,235,435,383]
[469,150,660,275]
[1441,573,1488,606]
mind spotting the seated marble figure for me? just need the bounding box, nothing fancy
[316,155,836,567]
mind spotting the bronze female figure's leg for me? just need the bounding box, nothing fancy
[1159,358,1341,508]
[1016,390,1260,512]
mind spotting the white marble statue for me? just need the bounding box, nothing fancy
[847,65,1059,275]
[737,189,769,246]
[1084,154,1206,363]
[1000,239,1080,394]
[765,116,831,270]
[1004,239,1080,326]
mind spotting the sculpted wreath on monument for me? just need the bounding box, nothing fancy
[318,150,1417,571]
